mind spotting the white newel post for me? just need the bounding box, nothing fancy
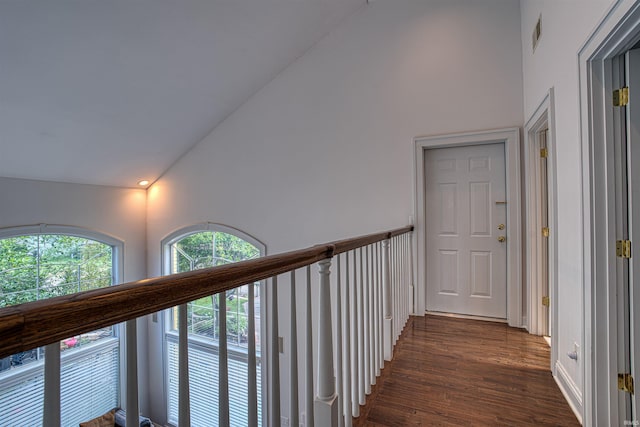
[43,342,61,427]
[382,239,393,361]
[315,258,338,426]
[335,256,344,427]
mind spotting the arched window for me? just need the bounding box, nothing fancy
[0,225,123,426]
[162,223,265,427]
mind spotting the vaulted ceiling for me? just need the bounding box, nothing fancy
[0,0,364,188]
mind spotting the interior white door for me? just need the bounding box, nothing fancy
[625,48,639,422]
[540,129,550,337]
[425,143,507,318]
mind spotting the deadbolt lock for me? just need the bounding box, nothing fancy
[497,236,506,243]
[497,224,505,230]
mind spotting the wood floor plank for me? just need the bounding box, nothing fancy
[353,315,579,426]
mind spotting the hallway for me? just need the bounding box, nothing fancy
[354,315,579,426]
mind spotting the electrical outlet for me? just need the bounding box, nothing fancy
[281,416,289,426]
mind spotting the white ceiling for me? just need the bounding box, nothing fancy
[0,0,364,188]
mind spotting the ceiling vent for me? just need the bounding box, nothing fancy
[532,14,542,53]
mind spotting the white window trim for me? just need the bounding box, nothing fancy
[0,224,125,419]
[159,222,267,427]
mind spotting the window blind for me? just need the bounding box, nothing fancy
[0,339,119,427]
[167,339,262,427]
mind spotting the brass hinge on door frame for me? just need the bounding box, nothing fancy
[542,296,550,307]
[616,240,632,258]
[613,87,629,107]
[540,148,548,158]
[542,227,550,237]
[618,373,635,394]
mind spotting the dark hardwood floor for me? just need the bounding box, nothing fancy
[353,315,580,426]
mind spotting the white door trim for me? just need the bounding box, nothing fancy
[413,128,522,327]
[524,89,559,373]
[578,1,640,425]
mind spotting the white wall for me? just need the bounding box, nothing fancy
[520,0,614,417]
[0,176,149,413]
[147,0,523,422]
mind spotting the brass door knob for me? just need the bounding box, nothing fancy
[497,236,506,243]
[497,224,505,230]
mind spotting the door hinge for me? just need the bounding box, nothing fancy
[618,373,635,394]
[542,296,550,307]
[613,87,629,107]
[616,240,632,258]
[542,227,550,237]
[540,148,548,158]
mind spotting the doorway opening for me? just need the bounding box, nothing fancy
[578,3,640,424]
[413,128,522,327]
[524,88,558,374]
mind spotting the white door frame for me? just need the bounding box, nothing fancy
[413,128,522,327]
[579,1,640,425]
[524,89,559,369]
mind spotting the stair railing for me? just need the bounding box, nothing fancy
[0,225,413,426]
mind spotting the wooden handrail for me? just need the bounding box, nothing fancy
[0,226,413,359]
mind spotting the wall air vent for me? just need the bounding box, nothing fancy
[532,14,542,52]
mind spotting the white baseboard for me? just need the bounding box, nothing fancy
[555,361,583,425]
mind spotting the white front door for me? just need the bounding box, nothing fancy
[424,143,507,318]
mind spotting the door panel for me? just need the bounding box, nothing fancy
[625,48,640,422]
[540,129,550,337]
[425,143,507,318]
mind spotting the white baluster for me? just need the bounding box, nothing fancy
[400,237,404,333]
[314,258,338,425]
[373,243,380,378]
[343,253,353,426]
[357,248,365,405]
[271,276,281,427]
[368,245,375,385]
[290,271,299,427]
[395,237,400,339]
[391,238,396,339]
[43,343,60,427]
[335,256,344,427]
[404,235,408,323]
[178,304,191,427]
[403,235,407,324]
[405,235,409,322]
[350,251,359,417]
[409,232,415,315]
[219,293,230,427]
[126,319,139,427]
[363,245,371,394]
[306,266,315,427]
[378,242,384,370]
[248,284,258,426]
[382,240,393,361]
